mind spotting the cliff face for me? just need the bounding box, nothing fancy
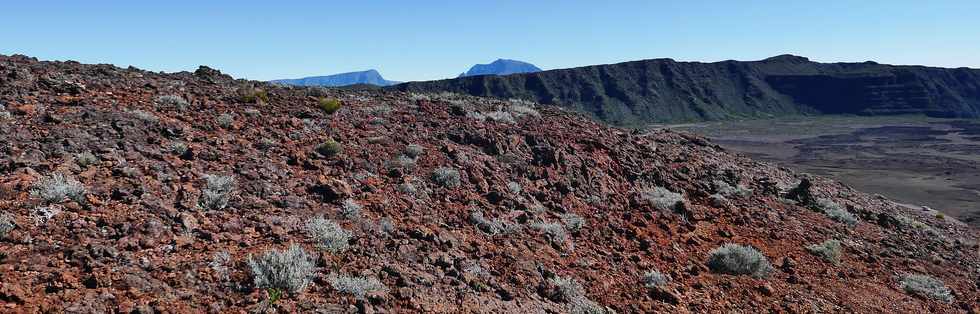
[394,55,980,125]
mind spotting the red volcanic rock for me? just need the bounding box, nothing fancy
[0,54,977,312]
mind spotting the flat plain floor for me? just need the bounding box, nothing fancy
[671,115,980,227]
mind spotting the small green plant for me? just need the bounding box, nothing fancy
[318,98,342,114]
[707,243,773,278]
[316,139,343,158]
[264,288,283,309]
[806,239,843,265]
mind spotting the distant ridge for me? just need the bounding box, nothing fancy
[395,55,980,125]
[272,69,399,87]
[458,59,541,77]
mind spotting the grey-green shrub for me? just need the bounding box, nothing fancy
[76,152,98,168]
[170,142,189,156]
[0,213,15,239]
[31,173,87,204]
[431,167,461,188]
[714,180,752,198]
[641,187,684,211]
[806,239,842,265]
[328,274,387,299]
[339,199,362,219]
[707,243,773,278]
[532,222,569,248]
[248,244,316,294]
[156,95,189,110]
[560,213,586,233]
[199,174,235,210]
[404,144,424,159]
[217,113,234,128]
[816,198,858,227]
[305,217,351,253]
[900,273,953,303]
[506,181,522,194]
[397,182,418,196]
[470,210,521,235]
[550,276,606,314]
[387,155,417,170]
[642,270,669,288]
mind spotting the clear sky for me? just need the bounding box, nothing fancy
[1,1,977,82]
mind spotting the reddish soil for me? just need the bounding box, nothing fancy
[0,54,978,313]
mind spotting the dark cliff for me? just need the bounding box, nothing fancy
[393,55,980,125]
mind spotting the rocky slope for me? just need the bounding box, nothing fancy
[0,54,978,313]
[395,55,980,126]
[273,70,400,87]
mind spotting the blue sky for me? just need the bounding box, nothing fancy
[1,1,977,81]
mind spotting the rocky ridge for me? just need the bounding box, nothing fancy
[395,55,980,126]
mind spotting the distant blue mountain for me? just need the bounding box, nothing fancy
[272,69,400,87]
[458,59,542,77]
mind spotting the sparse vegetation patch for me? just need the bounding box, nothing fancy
[806,239,842,265]
[899,273,953,303]
[816,198,858,227]
[31,173,87,204]
[641,187,684,211]
[316,139,343,158]
[707,243,772,278]
[248,244,316,295]
[318,98,342,114]
[642,270,669,288]
[431,167,461,188]
[0,213,15,239]
[328,274,387,299]
[305,217,352,253]
[199,174,235,210]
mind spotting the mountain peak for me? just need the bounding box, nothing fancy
[459,59,542,77]
[762,54,810,63]
[272,69,399,87]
